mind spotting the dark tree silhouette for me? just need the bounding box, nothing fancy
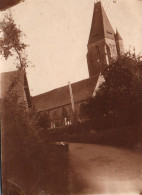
[88,54,142,127]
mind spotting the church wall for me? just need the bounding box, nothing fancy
[46,104,73,127]
[38,99,90,128]
[87,39,107,77]
[87,37,118,77]
[75,101,89,121]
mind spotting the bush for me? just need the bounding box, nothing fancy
[88,55,142,128]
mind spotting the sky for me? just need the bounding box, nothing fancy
[0,0,142,96]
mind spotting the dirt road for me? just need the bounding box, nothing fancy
[69,143,142,194]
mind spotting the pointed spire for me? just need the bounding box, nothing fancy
[115,28,123,40]
[88,1,115,45]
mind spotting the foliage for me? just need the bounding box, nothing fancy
[2,69,69,194]
[88,54,142,126]
[0,12,29,68]
[0,13,69,194]
[36,112,50,130]
[2,68,40,149]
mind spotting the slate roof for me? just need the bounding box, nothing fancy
[88,1,115,45]
[32,75,99,111]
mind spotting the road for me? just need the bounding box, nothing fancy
[68,143,142,194]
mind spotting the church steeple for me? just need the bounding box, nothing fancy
[87,1,118,77]
[88,1,115,45]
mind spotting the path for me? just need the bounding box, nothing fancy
[69,143,142,194]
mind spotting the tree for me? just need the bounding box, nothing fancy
[88,54,142,126]
[37,112,50,130]
[0,12,28,68]
[0,14,41,193]
[0,13,69,194]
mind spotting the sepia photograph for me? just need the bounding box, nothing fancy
[0,0,142,194]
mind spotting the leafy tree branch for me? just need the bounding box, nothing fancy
[0,12,28,68]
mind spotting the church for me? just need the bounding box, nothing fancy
[32,1,124,128]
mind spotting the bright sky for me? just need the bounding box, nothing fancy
[0,0,142,96]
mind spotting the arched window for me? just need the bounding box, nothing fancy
[113,45,116,56]
[62,107,68,119]
[62,107,68,126]
[109,44,113,58]
[79,103,87,117]
[53,110,58,120]
[106,44,111,64]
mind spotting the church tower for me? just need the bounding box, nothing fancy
[115,29,124,57]
[87,1,118,77]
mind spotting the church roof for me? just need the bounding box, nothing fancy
[88,1,115,45]
[32,75,99,111]
[115,29,123,40]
